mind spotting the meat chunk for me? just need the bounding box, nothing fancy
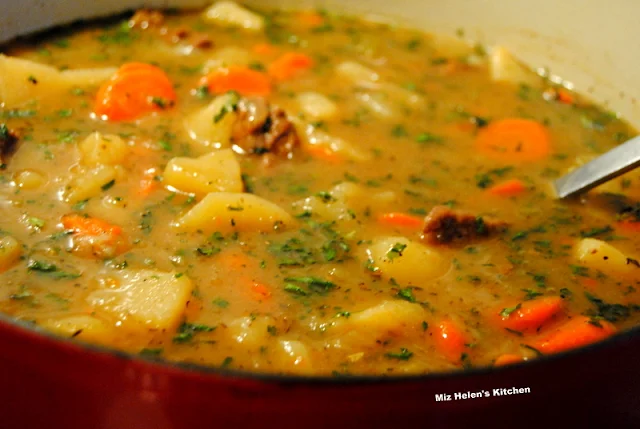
[129,9,165,29]
[0,125,19,167]
[422,205,509,244]
[231,97,300,163]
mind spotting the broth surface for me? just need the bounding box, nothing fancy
[1,2,639,375]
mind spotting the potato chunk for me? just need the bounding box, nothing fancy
[226,315,276,348]
[293,120,372,162]
[63,165,119,204]
[0,54,115,108]
[489,46,541,87]
[365,236,448,285]
[272,340,313,374]
[203,46,251,73]
[184,92,239,151]
[575,238,635,275]
[0,235,21,273]
[203,1,264,31]
[42,315,113,343]
[86,269,193,330]
[296,92,338,120]
[163,149,243,197]
[174,192,293,233]
[78,132,128,167]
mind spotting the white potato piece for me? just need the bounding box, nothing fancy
[575,238,635,276]
[78,132,128,167]
[163,149,243,197]
[63,165,119,203]
[272,340,313,373]
[203,1,264,31]
[296,92,338,120]
[354,91,396,118]
[294,182,395,223]
[184,92,239,151]
[489,46,541,87]
[336,61,380,86]
[294,120,372,162]
[226,315,276,348]
[13,170,47,190]
[365,236,448,285]
[86,269,193,330]
[0,235,21,273]
[203,46,251,73]
[0,54,115,108]
[174,192,293,233]
[42,315,113,343]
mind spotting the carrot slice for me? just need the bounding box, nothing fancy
[475,118,551,162]
[268,52,315,81]
[252,282,271,299]
[200,66,271,96]
[94,62,176,122]
[533,316,616,354]
[296,11,325,28]
[494,354,524,366]
[62,214,122,237]
[497,296,564,333]
[253,43,277,56]
[617,220,640,234]
[137,168,160,197]
[305,145,342,163]
[378,212,423,229]
[556,89,574,105]
[487,179,527,197]
[434,319,468,363]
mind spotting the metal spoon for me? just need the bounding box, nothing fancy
[553,136,640,199]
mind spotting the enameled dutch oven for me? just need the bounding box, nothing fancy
[1,1,640,428]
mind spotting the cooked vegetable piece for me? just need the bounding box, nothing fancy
[434,319,469,363]
[497,296,564,333]
[575,238,635,276]
[86,269,193,330]
[487,179,527,197]
[0,236,21,273]
[163,149,243,197]
[78,132,128,166]
[184,92,239,149]
[268,52,314,81]
[203,1,265,31]
[475,118,551,162]
[94,63,176,121]
[200,66,271,96]
[42,315,113,343]
[296,92,338,120]
[533,316,616,354]
[365,236,448,285]
[174,192,293,233]
[63,165,120,203]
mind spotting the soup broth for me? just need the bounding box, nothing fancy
[0,1,639,375]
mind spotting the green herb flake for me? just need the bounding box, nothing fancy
[396,287,416,303]
[386,242,407,260]
[212,298,229,308]
[499,303,522,318]
[385,348,413,360]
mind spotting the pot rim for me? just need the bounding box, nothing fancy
[1,311,637,383]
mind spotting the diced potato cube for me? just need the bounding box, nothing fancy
[203,1,265,31]
[86,269,193,330]
[336,61,380,86]
[78,132,128,167]
[0,235,21,273]
[0,54,115,108]
[42,315,113,343]
[163,149,243,197]
[174,192,293,233]
[296,92,338,120]
[272,340,313,373]
[354,91,397,118]
[489,46,541,87]
[203,46,252,73]
[365,236,448,285]
[226,315,277,348]
[575,238,634,275]
[294,120,372,162]
[13,170,47,190]
[184,92,239,151]
[63,165,118,203]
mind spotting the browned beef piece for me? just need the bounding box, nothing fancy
[231,97,300,163]
[0,125,19,167]
[129,9,165,29]
[422,205,509,244]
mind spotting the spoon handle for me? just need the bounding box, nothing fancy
[553,136,640,199]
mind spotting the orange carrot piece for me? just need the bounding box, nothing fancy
[533,316,616,354]
[498,296,564,333]
[94,63,176,122]
[487,179,527,197]
[305,145,342,163]
[253,43,277,56]
[378,212,423,229]
[62,214,122,237]
[252,282,271,299]
[138,171,159,197]
[580,277,599,292]
[617,220,640,234]
[434,319,468,363]
[493,354,524,366]
[296,10,325,28]
[556,89,574,105]
[200,66,271,96]
[268,52,315,81]
[475,118,551,162]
